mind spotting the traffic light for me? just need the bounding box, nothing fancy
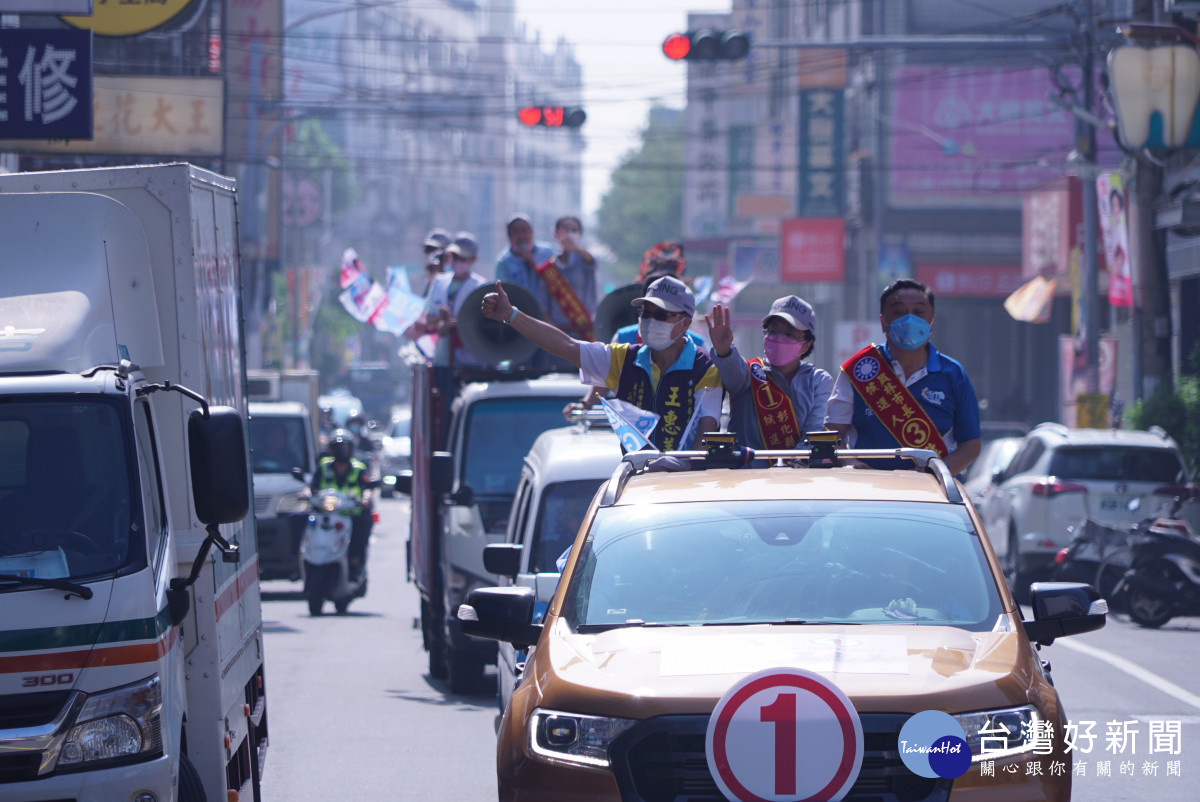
[517,105,586,128]
[662,29,750,61]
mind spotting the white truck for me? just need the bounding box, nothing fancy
[0,164,267,802]
[398,348,584,694]
[247,371,320,581]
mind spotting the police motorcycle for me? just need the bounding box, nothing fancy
[300,432,375,615]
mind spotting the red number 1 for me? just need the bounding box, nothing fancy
[760,692,797,795]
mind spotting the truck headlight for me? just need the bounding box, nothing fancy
[529,708,636,768]
[954,705,1039,762]
[275,492,310,515]
[57,675,163,770]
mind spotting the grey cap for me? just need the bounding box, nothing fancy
[632,275,695,317]
[423,227,452,249]
[446,231,478,261]
[762,295,815,333]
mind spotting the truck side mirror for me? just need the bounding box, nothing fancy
[393,470,412,495]
[291,467,306,483]
[188,406,250,525]
[431,451,453,495]
[484,543,523,577]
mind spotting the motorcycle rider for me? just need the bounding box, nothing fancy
[307,429,373,582]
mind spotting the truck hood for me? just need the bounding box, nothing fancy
[535,617,1038,719]
[0,577,173,696]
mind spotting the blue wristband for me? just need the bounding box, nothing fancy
[505,306,519,324]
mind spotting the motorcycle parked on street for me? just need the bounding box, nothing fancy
[301,489,368,615]
[1056,485,1199,627]
[1120,490,1200,628]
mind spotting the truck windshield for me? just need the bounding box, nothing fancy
[460,397,579,498]
[565,500,1003,632]
[530,479,605,573]
[0,399,136,583]
[250,416,312,473]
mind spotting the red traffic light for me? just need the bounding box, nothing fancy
[662,33,691,61]
[662,29,749,61]
[518,106,543,126]
[517,105,586,128]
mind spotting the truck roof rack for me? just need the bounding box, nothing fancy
[599,431,962,506]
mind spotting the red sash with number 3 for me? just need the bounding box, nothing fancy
[842,345,948,457]
[747,358,802,449]
[537,259,594,341]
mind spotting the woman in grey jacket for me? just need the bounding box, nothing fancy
[705,295,833,450]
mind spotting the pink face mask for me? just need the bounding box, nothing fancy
[763,333,804,365]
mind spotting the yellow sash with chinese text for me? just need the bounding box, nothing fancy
[536,259,594,341]
[747,358,802,449]
[842,345,948,457]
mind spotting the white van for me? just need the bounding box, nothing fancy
[248,401,318,580]
[485,419,623,711]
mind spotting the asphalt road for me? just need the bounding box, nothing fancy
[259,496,499,801]
[259,496,1200,801]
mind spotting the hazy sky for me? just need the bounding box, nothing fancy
[515,1,730,220]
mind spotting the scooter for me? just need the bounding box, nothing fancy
[1120,490,1200,628]
[300,489,368,615]
[1052,488,1197,615]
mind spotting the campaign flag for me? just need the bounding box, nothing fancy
[373,266,427,335]
[710,275,753,306]
[677,405,706,451]
[339,247,365,289]
[599,397,659,453]
[692,275,714,307]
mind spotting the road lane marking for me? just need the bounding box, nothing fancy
[1058,639,1200,711]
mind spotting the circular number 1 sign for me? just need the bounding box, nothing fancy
[706,667,864,802]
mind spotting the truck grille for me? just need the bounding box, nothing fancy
[0,690,71,729]
[609,714,951,802]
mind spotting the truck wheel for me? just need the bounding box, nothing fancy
[447,645,484,695]
[178,752,205,802]
[423,601,447,679]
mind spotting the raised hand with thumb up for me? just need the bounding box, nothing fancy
[481,280,512,322]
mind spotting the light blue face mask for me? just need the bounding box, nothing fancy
[888,314,932,350]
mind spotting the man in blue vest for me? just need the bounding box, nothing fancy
[481,275,722,451]
[308,429,374,580]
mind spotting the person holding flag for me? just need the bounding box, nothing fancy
[706,295,832,450]
[481,275,722,451]
[410,232,487,368]
[824,279,981,475]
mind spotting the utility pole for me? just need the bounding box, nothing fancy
[1079,0,1102,395]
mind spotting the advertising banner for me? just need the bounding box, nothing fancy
[0,28,92,140]
[1098,172,1133,307]
[780,218,845,283]
[2,75,222,155]
[890,67,1117,208]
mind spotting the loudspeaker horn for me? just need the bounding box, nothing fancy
[593,282,644,344]
[456,282,543,365]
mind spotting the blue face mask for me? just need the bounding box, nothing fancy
[888,314,932,350]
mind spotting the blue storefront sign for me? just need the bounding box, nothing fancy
[0,29,92,140]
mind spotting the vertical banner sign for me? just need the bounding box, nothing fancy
[1097,172,1133,307]
[798,89,845,216]
[0,29,92,140]
[780,218,845,282]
